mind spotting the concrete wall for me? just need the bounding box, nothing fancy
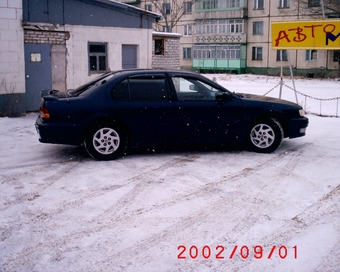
[66,25,154,88]
[0,0,25,116]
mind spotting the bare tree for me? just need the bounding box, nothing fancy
[148,0,195,32]
[294,0,340,18]
[292,0,340,76]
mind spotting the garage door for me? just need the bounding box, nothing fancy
[122,45,137,69]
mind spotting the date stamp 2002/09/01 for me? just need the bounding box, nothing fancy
[178,245,298,260]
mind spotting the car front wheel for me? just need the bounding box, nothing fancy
[84,122,127,160]
[248,118,283,153]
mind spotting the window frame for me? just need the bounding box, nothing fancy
[145,4,152,11]
[184,1,192,13]
[163,2,171,14]
[88,42,108,73]
[306,50,318,61]
[276,50,288,61]
[333,51,340,62]
[254,0,264,9]
[184,24,192,36]
[252,47,263,60]
[163,25,171,32]
[154,38,164,55]
[183,47,192,60]
[278,0,290,8]
[253,21,264,35]
[195,19,244,35]
[193,44,241,60]
[308,0,321,7]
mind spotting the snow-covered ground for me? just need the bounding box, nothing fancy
[0,74,339,272]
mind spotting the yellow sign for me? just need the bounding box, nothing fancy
[272,19,340,49]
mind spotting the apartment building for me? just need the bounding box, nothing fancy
[247,0,339,77]
[125,0,339,77]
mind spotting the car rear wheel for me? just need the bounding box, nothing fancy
[248,118,283,153]
[84,122,127,160]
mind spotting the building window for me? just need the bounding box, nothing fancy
[183,47,192,59]
[253,21,264,35]
[229,0,240,7]
[155,39,164,55]
[184,24,192,35]
[276,50,288,61]
[184,1,192,13]
[252,47,263,60]
[163,25,171,32]
[145,4,152,11]
[196,0,241,10]
[306,50,317,60]
[193,45,240,60]
[88,42,107,73]
[196,19,244,34]
[278,0,290,8]
[163,3,171,14]
[254,0,264,9]
[308,0,320,7]
[333,51,339,62]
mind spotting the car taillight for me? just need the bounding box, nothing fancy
[40,107,50,119]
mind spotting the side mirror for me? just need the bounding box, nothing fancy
[189,84,197,91]
[216,92,234,103]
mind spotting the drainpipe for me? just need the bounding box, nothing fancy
[267,0,271,70]
[321,0,328,75]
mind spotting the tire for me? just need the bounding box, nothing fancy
[248,118,283,153]
[84,122,127,160]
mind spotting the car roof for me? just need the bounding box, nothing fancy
[112,69,201,77]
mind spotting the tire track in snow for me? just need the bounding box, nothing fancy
[115,147,307,271]
[1,143,312,271]
[0,160,82,211]
[72,143,310,270]
[109,142,311,221]
[91,154,201,217]
[261,183,340,247]
[0,154,202,269]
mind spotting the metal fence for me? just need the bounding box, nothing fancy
[264,82,340,118]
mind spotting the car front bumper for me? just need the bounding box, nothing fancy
[288,117,309,139]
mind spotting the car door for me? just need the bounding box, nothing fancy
[169,75,244,144]
[107,74,177,146]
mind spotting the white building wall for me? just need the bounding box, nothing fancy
[0,0,25,95]
[65,25,153,88]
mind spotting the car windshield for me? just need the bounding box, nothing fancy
[68,72,114,97]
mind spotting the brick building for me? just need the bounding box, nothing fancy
[152,32,181,69]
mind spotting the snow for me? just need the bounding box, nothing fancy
[0,74,340,272]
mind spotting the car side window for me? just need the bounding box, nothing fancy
[111,77,169,101]
[171,76,222,101]
[111,79,130,100]
[129,78,169,101]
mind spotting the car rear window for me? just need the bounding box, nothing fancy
[111,76,170,102]
[68,73,114,97]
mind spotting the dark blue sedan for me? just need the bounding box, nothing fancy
[35,69,308,160]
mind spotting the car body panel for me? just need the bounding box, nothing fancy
[35,69,309,154]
